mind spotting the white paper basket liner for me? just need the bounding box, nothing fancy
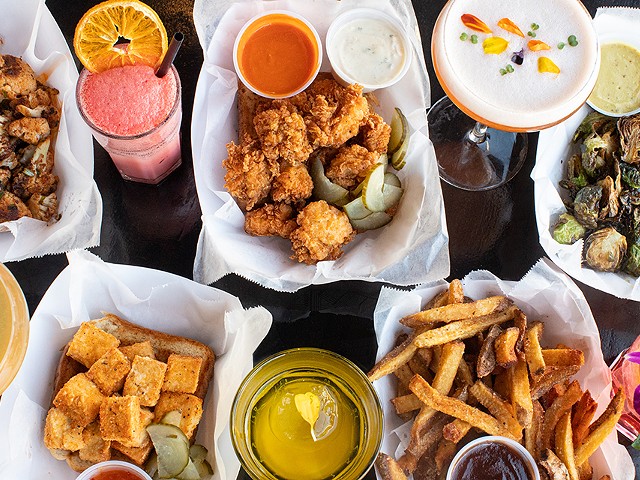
[0,250,272,480]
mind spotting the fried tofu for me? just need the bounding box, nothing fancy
[99,395,147,447]
[87,348,131,396]
[66,323,120,368]
[53,373,105,427]
[154,392,203,439]
[78,420,111,464]
[123,356,167,407]
[162,354,203,394]
[43,407,86,452]
[119,341,156,363]
[111,407,154,465]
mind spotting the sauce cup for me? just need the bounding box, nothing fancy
[326,8,412,93]
[0,263,29,395]
[74,460,152,480]
[230,348,383,480]
[446,436,540,480]
[233,11,322,99]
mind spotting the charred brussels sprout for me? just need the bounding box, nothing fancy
[552,213,586,244]
[620,162,640,189]
[566,154,588,189]
[584,227,627,272]
[625,243,640,277]
[573,185,602,229]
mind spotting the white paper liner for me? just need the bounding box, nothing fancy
[532,7,640,300]
[190,0,449,292]
[372,258,635,480]
[0,250,273,480]
[0,0,101,261]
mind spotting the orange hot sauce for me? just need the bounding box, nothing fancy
[90,470,144,480]
[236,13,319,97]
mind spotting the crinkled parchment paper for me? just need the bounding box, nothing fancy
[372,258,635,480]
[0,0,101,261]
[532,7,640,300]
[190,0,449,292]
[0,250,272,480]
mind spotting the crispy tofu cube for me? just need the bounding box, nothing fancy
[123,356,167,407]
[53,373,105,427]
[44,407,86,452]
[78,420,111,463]
[99,396,144,447]
[120,341,156,363]
[111,407,154,464]
[162,354,203,394]
[87,348,131,396]
[66,322,120,368]
[153,392,203,439]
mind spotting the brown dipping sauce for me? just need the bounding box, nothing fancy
[452,443,534,480]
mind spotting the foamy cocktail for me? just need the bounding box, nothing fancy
[76,64,182,184]
[432,0,599,132]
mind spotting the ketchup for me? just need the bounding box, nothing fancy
[452,443,534,480]
[90,470,145,480]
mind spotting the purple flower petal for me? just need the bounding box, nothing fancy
[626,351,640,365]
[634,385,640,415]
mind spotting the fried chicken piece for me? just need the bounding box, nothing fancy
[325,144,379,189]
[289,200,355,264]
[223,137,279,211]
[292,79,370,148]
[0,55,37,100]
[0,190,32,222]
[27,192,58,222]
[7,117,50,145]
[271,165,314,205]
[253,102,312,164]
[357,113,391,154]
[244,202,298,238]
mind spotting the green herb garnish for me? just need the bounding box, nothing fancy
[460,32,468,41]
[568,35,578,47]
[470,34,478,44]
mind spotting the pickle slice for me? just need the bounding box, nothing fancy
[388,108,408,155]
[177,459,201,480]
[383,184,404,211]
[344,196,372,221]
[350,212,393,230]
[161,410,182,428]
[362,163,386,212]
[147,423,190,479]
[391,133,409,170]
[310,157,349,206]
[189,444,208,463]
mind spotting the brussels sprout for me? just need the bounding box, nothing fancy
[620,162,640,189]
[618,115,640,164]
[552,213,586,244]
[573,185,602,229]
[584,227,627,272]
[597,176,619,219]
[573,111,615,143]
[566,154,588,189]
[581,147,606,178]
[625,243,640,277]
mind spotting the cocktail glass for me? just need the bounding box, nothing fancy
[429,0,599,191]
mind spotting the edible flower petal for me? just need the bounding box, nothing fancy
[461,14,492,34]
[635,384,640,416]
[497,18,524,37]
[538,57,560,74]
[528,40,551,51]
[626,351,640,364]
[483,37,509,55]
[294,392,321,441]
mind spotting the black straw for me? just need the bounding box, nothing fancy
[156,32,184,78]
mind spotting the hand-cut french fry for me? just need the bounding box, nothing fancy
[409,374,513,438]
[456,359,474,387]
[572,391,597,445]
[447,279,465,305]
[416,347,432,365]
[443,418,472,443]
[539,449,571,480]
[376,452,408,480]
[391,393,423,415]
[531,365,581,400]
[368,334,418,382]
[578,461,593,480]
[477,324,502,378]
[555,412,579,480]
[510,357,533,428]
[524,321,546,379]
[435,438,457,474]
[597,476,610,480]
[470,380,522,440]
[424,290,449,310]
[393,364,414,389]
[574,389,625,466]
[401,296,513,328]
[542,348,585,368]
[492,369,510,401]
[408,354,431,380]
[525,400,544,461]
[413,306,518,348]
[513,309,527,359]
[495,327,520,369]
[541,380,583,451]
[402,411,451,472]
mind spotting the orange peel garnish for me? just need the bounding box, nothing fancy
[528,40,551,51]
[497,18,524,37]
[461,14,492,34]
[483,37,509,55]
[538,57,560,74]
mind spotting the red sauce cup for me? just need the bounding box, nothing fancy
[74,460,152,480]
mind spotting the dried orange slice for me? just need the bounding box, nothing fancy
[73,0,168,73]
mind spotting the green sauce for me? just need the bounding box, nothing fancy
[589,42,640,114]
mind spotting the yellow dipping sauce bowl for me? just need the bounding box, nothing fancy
[231,348,383,480]
[0,263,29,395]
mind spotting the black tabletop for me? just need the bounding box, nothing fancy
[7,0,640,478]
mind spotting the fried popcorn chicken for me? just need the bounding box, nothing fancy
[289,200,355,264]
[244,202,298,238]
[358,112,392,154]
[326,144,379,189]
[223,137,279,211]
[271,164,314,204]
[253,101,312,164]
[0,55,37,100]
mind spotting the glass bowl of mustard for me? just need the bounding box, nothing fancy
[230,348,383,480]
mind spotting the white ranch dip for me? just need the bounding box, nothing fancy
[330,17,406,86]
